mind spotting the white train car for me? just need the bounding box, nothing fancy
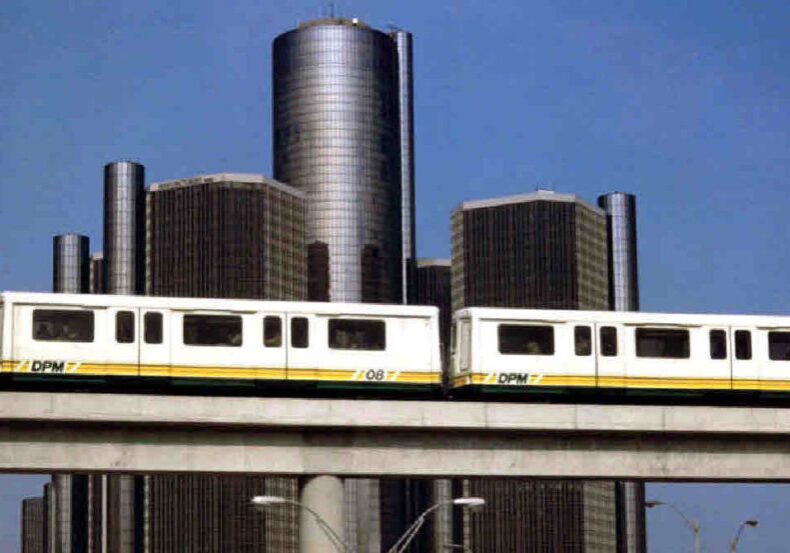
[450,307,790,393]
[0,292,441,390]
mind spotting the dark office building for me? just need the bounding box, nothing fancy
[451,190,609,312]
[414,258,451,350]
[88,252,106,294]
[52,234,90,293]
[272,18,413,304]
[146,173,306,300]
[450,190,615,553]
[21,497,45,553]
[142,474,297,553]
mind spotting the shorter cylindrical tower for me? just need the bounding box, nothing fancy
[104,161,145,295]
[598,192,639,311]
[52,234,89,293]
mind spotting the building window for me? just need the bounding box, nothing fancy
[264,316,282,348]
[116,311,135,344]
[709,330,727,360]
[291,317,309,348]
[600,326,617,357]
[768,331,790,361]
[735,330,751,360]
[635,328,690,358]
[498,325,554,355]
[574,326,592,356]
[144,312,163,345]
[183,315,242,347]
[329,319,386,351]
[33,310,94,342]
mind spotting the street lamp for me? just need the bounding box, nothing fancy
[386,497,485,553]
[250,495,353,553]
[645,500,700,553]
[729,519,758,553]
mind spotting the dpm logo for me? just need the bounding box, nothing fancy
[497,373,531,385]
[18,360,77,374]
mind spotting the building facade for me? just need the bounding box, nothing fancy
[450,190,615,553]
[146,173,306,300]
[21,497,45,553]
[272,18,412,304]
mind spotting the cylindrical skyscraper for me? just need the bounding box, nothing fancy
[598,192,644,553]
[89,252,106,294]
[598,192,639,311]
[103,161,145,295]
[391,29,416,304]
[273,18,405,304]
[52,234,89,293]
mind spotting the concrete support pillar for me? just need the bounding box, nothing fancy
[300,475,345,553]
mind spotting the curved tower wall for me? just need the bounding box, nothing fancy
[104,161,145,295]
[52,234,89,293]
[598,192,639,311]
[273,20,403,303]
[392,29,415,304]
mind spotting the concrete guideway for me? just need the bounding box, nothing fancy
[3,392,790,479]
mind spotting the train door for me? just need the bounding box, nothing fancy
[106,307,140,377]
[138,309,170,379]
[730,326,757,391]
[594,322,626,389]
[284,313,318,382]
[260,313,287,381]
[564,322,597,388]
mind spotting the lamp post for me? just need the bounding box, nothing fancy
[729,519,757,553]
[250,495,353,553]
[386,497,485,553]
[645,500,699,553]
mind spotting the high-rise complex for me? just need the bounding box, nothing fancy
[88,252,105,294]
[21,497,45,553]
[104,161,145,295]
[145,173,306,300]
[272,18,413,304]
[599,192,645,553]
[52,234,89,293]
[450,190,616,553]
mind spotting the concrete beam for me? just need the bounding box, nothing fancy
[2,392,790,480]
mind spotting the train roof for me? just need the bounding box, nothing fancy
[0,292,438,318]
[455,306,790,328]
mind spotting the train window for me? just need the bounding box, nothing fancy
[264,316,282,347]
[291,317,309,348]
[498,325,554,355]
[600,327,617,356]
[574,326,592,356]
[33,310,94,342]
[768,332,790,361]
[636,328,689,358]
[329,319,386,351]
[183,315,242,347]
[115,311,135,344]
[144,312,163,344]
[735,330,752,360]
[709,330,727,360]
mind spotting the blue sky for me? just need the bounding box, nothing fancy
[2,0,790,551]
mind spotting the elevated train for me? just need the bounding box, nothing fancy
[3,291,790,397]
